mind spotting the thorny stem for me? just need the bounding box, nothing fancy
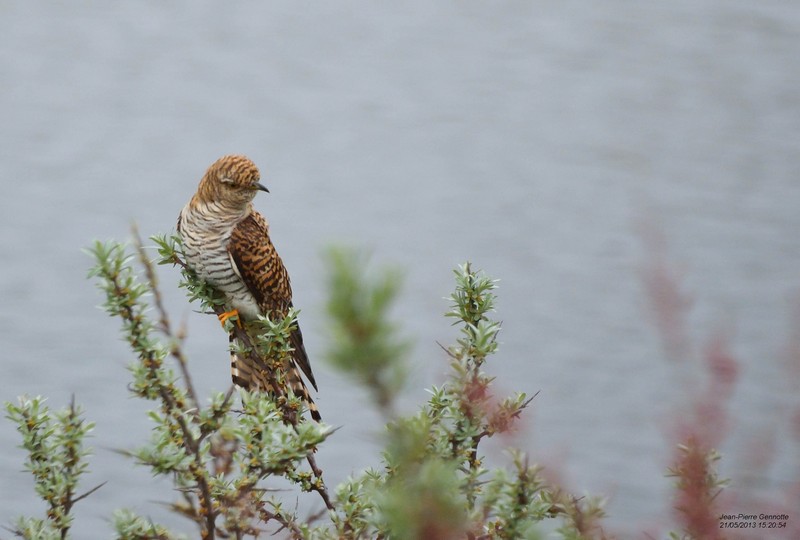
[133,225,200,412]
[259,508,305,539]
[58,398,79,540]
[71,481,107,506]
[109,234,218,539]
[304,452,334,511]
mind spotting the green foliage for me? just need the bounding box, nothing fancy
[88,234,334,538]
[324,261,558,539]
[112,508,186,540]
[5,396,97,539]
[251,309,301,367]
[325,247,410,413]
[5,232,614,539]
[152,233,226,313]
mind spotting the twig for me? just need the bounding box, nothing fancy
[436,340,458,359]
[132,225,200,411]
[107,244,217,540]
[72,481,108,505]
[258,508,305,540]
[304,452,334,511]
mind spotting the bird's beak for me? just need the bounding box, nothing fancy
[255,183,269,193]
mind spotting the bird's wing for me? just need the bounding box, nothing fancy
[227,211,318,391]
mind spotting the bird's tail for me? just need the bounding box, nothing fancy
[230,336,321,422]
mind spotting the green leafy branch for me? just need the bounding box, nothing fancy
[85,233,333,539]
[5,396,101,540]
[6,232,616,539]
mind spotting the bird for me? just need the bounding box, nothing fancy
[177,154,320,421]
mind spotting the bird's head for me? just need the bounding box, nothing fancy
[196,154,269,207]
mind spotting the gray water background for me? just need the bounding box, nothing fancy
[1,2,799,537]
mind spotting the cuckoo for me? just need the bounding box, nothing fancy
[177,154,319,421]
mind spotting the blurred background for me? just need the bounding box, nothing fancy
[1,2,799,537]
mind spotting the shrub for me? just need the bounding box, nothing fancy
[5,230,610,539]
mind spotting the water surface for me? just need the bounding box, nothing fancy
[1,2,798,537]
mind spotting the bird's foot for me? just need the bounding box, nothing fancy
[218,309,241,328]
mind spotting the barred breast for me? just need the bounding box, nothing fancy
[177,201,261,319]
